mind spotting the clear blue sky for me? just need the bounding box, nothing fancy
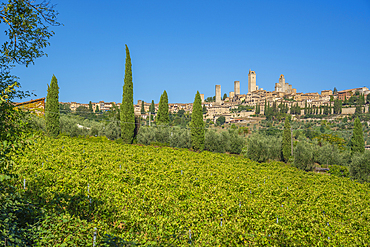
[8,0,370,104]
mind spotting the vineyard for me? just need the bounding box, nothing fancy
[11,136,370,246]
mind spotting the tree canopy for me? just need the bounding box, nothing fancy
[190,91,205,151]
[120,45,135,144]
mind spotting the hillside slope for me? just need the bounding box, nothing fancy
[12,136,370,246]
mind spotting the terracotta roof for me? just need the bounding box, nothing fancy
[15,97,45,106]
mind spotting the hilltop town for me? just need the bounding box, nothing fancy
[58,70,369,124]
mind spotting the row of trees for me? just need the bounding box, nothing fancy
[43,45,207,151]
[247,115,368,182]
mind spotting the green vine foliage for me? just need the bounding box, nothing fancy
[8,135,370,245]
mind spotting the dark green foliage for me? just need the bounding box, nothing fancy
[228,129,244,154]
[95,105,100,113]
[60,103,71,114]
[141,101,145,114]
[255,104,260,114]
[329,165,349,178]
[204,96,215,102]
[290,103,301,115]
[333,99,342,114]
[120,44,135,144]
[350,151,370,183]
[149,100,155,114]
[156,90,169,126]
[314,143,342,166]
[137,127,191,148]
[204,130,225,153]
[202,105,207,114]
[230,105,254,113]
[294,141,314,171]
[0,178,39,245]
[177,109,185,117]
[351,117,365,154]
[108,102,120,120]
[259,127,282,137]
[355,105,363,115]
[204,129,244,154]
[45,75,60,137]
[246,133,282,162]
[304,101,307,115]
[0,1,60,66]
[190,91,205,151]
[222,93,227,100]
[88,101,93,112]
[282,117,291,162]
[333,87,338,94]
[75,105,90,118]
[366,94,370,104]
[216,116,225,126]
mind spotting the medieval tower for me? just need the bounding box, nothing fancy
[215,85,221,104]
[234,81,240,95]
[248,70,257,93]
[275,74,295,93]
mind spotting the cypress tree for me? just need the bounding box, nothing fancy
[282,116,291,162]
[95,105,99,113]
[223,93,228,101]
[120,44,135,144]
[45,75,60,137]
[304,101,307,115]
[149,100,155,114]
[351,117,365,154]
[156,90,169,126]
[190,91,205,151]
[88,101,93,112]
[141,101,145,114]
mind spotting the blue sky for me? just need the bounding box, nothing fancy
[8,0,370,104]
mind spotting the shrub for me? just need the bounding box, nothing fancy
[137,127,190,149]
[350,150,370,183]
[137,127,156,145]
[246,134,282,162]
[204,130,225,153]
[227,130,245,154]
[169,127,191,149]
[314,143,341,166]
[329,165,350,178]
[294,141,314,171]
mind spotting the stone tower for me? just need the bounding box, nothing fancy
[248,70,257,93]
[234,81,240,95]
[200,94,204,103]
[279,74,285,92]
[215,85,221,104]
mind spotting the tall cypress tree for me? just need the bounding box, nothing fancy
[120,44,135,144]
[45,75,60,137]
[149,100,155,114]
[141,101,145,114]
[304,101,307,115]
[191,91,205,151]
[282,116,291,162]
[156,90,169,126]
[88,101,93,112]
[351,117,365,154]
